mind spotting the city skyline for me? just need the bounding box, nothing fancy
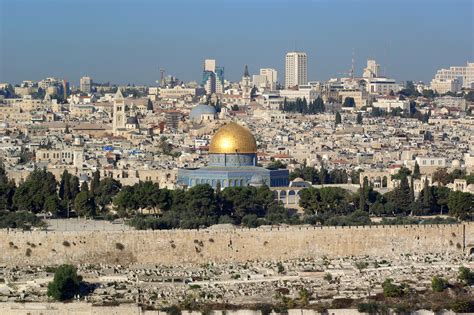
[1,0,473,85]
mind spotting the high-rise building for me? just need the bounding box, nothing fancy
[285,52,307,88]
[80,76,92,93]
[433,62,474,89]
[363,59,380,79]
[62,80,70,99]
[204,59,216,72]
[254,68,278,90]
[202,59,224,94]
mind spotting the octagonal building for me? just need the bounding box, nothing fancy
[177,122,289,188]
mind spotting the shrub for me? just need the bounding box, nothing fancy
[25,248,32,257]
[0,211,43,230]
[332,298,353,308]
[45,266,57,273]
[115,242,124,250]
[47,264,82,301]
[161,305,181,315]
[357,302,387,313]
[324,273,333,282]
[277,262,284,274]
[449,298,474,312]
[62,241,70,247]
[431,276,448,292]
[255,303,272,315]
[382,278,403,298]
[458,266,474,286]
[355,260,369,273]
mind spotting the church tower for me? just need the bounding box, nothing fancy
[113,88,126,135]
[241,65,252,104]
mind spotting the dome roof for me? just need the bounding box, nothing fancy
[249,174,265,186]
[209,122,257,154]
[189,104,216,120]
[293,177,305,182]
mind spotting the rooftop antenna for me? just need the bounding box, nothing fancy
[351,49,355,80]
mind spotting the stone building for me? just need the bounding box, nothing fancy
[177,122,289,188]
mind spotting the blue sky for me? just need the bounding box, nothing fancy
[0,0,472,85]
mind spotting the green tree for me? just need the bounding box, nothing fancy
[47,264,82,301]
[448,191,473,220]
[59,170,71,201]
[69,175,80,201]
[356,112,363,124]
[13,168,57,213]
[0,163,16,210]
[90,170,100,196]
[95,178,122,211]
[44,195,61,215]
[422,89,436,99]
[388,174,412,215]
[419,178,435,213]
[413,161,421,179]
[0,210,42,230]
[432,168,451,186]
[80,181,89,193]
[74,191,96,217]
[267,160,287,170]
[319,163,329,184]
[359,177,368,211]
[335,111,342,125]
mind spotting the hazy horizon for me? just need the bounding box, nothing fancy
[1,0,473,86]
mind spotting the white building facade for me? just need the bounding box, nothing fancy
[433,62,474,89]
[285,52,308,88]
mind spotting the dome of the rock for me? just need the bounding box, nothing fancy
[209,122,257,154]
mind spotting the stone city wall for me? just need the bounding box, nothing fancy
[1,223,473,267]
[0,303,375,315]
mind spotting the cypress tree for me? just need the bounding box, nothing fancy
[59,170,70,201]
[335,112,342,125]
[359,180,367,211]
[90,170,100,196]
[80,181,89,193]
[413,161,421,179]
[410,176,415,202]
[69,175,80,201]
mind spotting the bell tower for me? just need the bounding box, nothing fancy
[113,88,126,135]
[241,65,252,104]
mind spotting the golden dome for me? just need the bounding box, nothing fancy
[209,122,257,154]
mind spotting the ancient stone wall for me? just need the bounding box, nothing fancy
[1,223,472,267]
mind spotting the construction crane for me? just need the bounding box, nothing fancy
[337,50,356,80]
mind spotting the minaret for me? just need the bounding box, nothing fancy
[113,88,126,135]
